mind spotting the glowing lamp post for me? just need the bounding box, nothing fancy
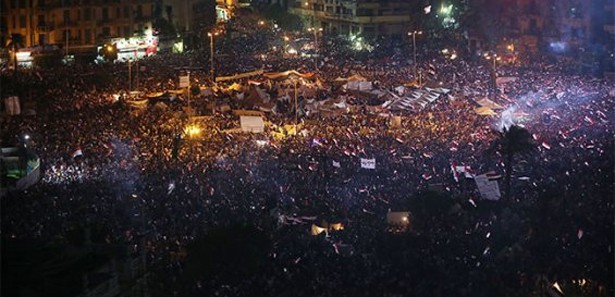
[128,59,132,91]
[408,30,423,83]
[208,31,219,82]
[308,27,323,71]
[484,53,501,98]
[484,53,501,76]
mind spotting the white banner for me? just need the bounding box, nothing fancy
[360,158,376,170]
[474,174,501,201]
[179,75,190,88]
[4,96,21,115]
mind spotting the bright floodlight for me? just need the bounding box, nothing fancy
[184,125,202,139]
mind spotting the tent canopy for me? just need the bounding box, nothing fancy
[263,70,316,80]
[475,106,497,116]
[475,98,504,109]
[386,211,410,226]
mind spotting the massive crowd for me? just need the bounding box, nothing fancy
[1,9,613,297]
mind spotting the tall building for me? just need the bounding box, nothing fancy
[289,0,412,37]
[1,0,155,54]
[161,0,227,33]
[600,0,614,77]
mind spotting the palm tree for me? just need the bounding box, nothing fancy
[6,33,25,76]
[493,125,534,202]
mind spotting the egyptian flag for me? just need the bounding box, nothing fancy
[485,171,502,180]
[72,147,83,159]
[427,63,437,77]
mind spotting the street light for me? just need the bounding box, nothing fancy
[208,30,219,82]
[286,76,300,132]
[308,27,323,71]
[128,58,133,91]
[484,52,501,98]
[294,79,299,131]
[484,52,501,75]
[408,30,423,82]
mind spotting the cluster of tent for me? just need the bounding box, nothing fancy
[122,69,512,124]
[384,86,452,111]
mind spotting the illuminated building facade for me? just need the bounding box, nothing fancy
[289,0,412,38]
[1,0,155,54]
[501,0,593,54]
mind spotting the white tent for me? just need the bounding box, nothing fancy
[240,116,265,133]
[386,211,410,226]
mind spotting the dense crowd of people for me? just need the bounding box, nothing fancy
[1,9,613,297]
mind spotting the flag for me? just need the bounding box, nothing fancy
[584,116,594,125]
[311,138,324,147]
[549,282,564,297]
[332,160,341,168]
[427,63,437,76]
[72,147,83,158]
[451,163,460,182]
[485,171,502,180]
[424,5,431,14]
[452,163,475,179]
[167,182,176,195]
[577,228,583,239]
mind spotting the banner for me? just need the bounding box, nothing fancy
[239,116,264,133]
[179,75,190,88]
[360,158,376,170]
[215,69,264,82]
[4,96,21,115]
[263,70,315,80]
[474,174,501,201]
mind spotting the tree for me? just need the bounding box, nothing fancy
[195,0,217,33]
[33,53,63,69]
[262,4,304,31]
[492,125,534,202]
[153,17,177,39]
[6,33,25,76]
